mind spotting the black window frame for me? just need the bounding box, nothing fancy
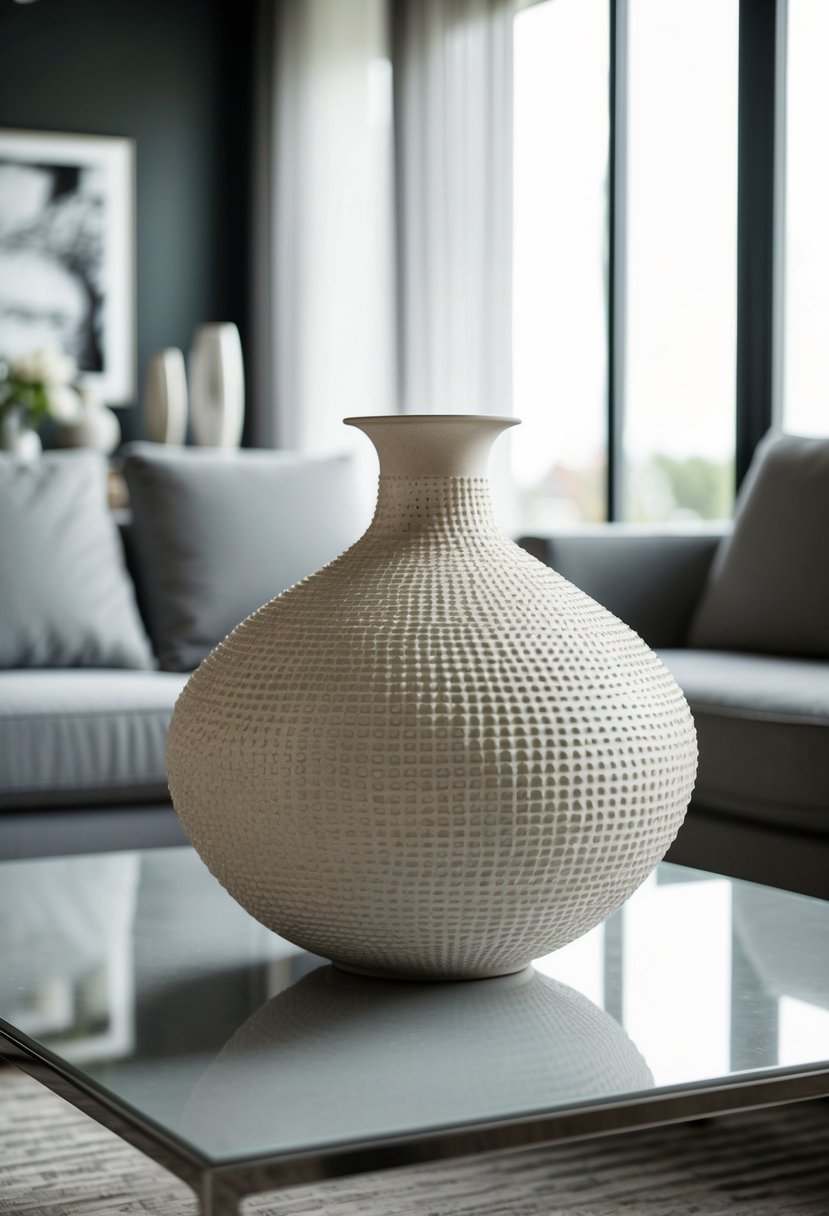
[604,0,783,520]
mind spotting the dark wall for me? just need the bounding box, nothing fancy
[0,0,254,441]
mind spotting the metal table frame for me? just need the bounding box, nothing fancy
[3,1026,828,1216]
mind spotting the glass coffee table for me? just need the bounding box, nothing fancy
[1,848,827,1215]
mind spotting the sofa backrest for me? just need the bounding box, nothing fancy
[119,446,369,671]
[518,528,726,649]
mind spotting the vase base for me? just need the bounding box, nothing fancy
[331,960,534,984]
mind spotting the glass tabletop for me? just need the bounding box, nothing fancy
[1,848,827,1166]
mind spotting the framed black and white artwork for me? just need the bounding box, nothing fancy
[0,128,135,404]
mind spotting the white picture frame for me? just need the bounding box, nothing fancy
[0,128,136,405]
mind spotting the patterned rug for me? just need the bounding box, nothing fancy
[1,1067,828,1215]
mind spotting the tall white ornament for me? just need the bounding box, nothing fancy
[143,349,188,445]
[167,415,697,981]
[188,323,244,449]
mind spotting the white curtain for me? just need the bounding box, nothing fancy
[253,0,515,466]
[392,0,515,419]
[252,0,396,454]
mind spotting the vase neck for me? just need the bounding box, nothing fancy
[345,414,517,478]
[368,474,500,538]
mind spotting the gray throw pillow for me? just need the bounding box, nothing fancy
[122,444,367,672]
[0,452,154,669]
[688,431,829,657]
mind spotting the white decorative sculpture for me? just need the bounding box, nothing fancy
[143,348,188,446]
[167,415,697,980]
[188,323,244,449]
[56,387,120,455]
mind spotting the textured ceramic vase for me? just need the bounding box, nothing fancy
[167,415,697,980]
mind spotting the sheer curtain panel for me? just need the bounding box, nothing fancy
[392,0,515,419]
[252,0,396,453]
[252,0,515,472]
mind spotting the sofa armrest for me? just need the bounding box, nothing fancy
[518,526,728,648]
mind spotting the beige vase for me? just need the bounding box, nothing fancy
[167,415,697,980]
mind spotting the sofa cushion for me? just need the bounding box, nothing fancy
[658,649,829,834]
[122,444,367,672]
[0,670,188,809]
[518,528,724,649]
[688,431,829,657]
[0,452,154,670]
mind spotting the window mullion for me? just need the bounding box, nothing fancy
[607,0,628,522]
[735,0,779,486]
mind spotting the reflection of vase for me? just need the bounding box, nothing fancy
[188,323,244,448]
[168,415,697,980]
[0,409,41,459]
[143,348,188,445]
[185,965,653,1158]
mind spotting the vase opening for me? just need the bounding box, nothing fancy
[344,413,519,479]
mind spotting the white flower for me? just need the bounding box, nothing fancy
[46,384,82,423]
[8,352,37,383]
[11,347,77,387]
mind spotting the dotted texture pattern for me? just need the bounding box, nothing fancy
[167,475,697,979]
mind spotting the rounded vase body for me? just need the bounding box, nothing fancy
[167,415,697,980]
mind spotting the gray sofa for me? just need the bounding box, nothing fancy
[0,445,368,861]
[517,528,829,898]
[520,431,829,900]
[2,434,827,900]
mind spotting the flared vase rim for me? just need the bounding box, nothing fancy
[344,414,520,428]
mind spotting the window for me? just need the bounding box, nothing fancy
[622,0,739,522]
[512,0,609,527]
[781,0,829,437]
[511,0,777,529]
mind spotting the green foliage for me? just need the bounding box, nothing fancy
[629,453,734,522]
[0,350,80,430]
[0,370,51,428]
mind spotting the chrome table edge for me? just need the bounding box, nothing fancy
[3,1020,827,1216]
